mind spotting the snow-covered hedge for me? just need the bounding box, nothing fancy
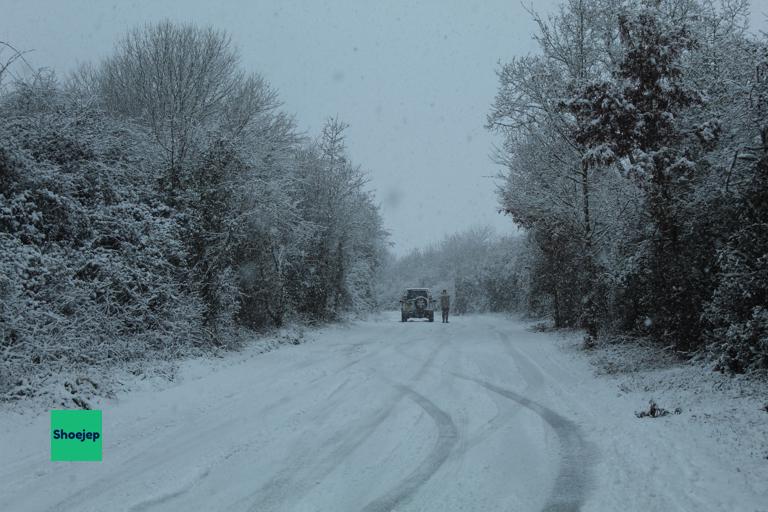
[0,94,204,400]
[0,23,387,402]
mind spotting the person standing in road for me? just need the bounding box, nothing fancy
[440,289,450,323]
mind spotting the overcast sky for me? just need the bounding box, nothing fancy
[2,1,767,255]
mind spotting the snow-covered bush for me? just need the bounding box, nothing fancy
[705,156,768,372]
[0,81,203,400]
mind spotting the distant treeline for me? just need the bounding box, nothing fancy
[377,227,528,314]
[0,22,387,399]
[486,0,768,372]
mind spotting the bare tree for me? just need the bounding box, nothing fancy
[96,21,276,191]
[0,41,33,91]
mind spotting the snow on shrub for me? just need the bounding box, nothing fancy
[0,85,203,400]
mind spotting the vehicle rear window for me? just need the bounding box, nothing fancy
[406,290,428,299]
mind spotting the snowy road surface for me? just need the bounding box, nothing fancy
[1,314,766,511]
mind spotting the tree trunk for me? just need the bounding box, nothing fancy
[580,161,598,339]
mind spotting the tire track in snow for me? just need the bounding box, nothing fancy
[126,438,262,512]
[360,386,458,512]
[389,323,527,454]
[239,328,451,511]
[44,326,412,512]
[127,467,211,512]
[466,377,595,512]
[240,396,403,512]
[490,325,597,510]
[491,327,546,390]
[389,321,594,510]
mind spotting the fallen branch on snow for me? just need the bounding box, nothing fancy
[635,400,682,418]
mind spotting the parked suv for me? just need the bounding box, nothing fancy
[400,288,435,322]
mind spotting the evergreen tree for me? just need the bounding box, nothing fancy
[564,5,710,350]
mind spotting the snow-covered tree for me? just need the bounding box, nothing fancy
[488,0,633,333]
[96,21,277,195]
[0,22,388,402]
[487,0,768,369]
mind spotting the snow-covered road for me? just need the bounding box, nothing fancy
[1,314,765,511]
